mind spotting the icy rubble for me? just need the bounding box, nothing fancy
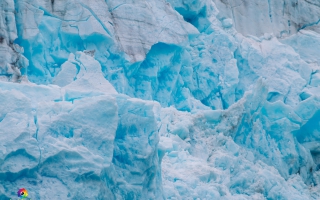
[158,80,319,199]
[0,0,320,199]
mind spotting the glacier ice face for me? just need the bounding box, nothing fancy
[158,80,316,199]
[213,0,320,38]
[105,96,162,200]
[106,0,198,62]
[1,0,320,199]
[235,36,312,106]
[0,0,28,82]
[0,83,119,199]
[12,0,198,84]
[0,53,163,199]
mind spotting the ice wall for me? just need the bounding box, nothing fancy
[0,53,163,199]
[0,0,28,82]
[0,0,320,199]
[213,0,320,37]
[158,81,317,199]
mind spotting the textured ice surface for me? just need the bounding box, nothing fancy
[0,53,162,199]
[0,0,28,82]
[0,0,320,199]
[213,0,320,37]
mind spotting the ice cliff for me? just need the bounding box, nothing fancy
[213,0,320,38]
[0,0,320,199]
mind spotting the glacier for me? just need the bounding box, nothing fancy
[0,0,320,199]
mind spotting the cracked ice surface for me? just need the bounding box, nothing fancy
[213,0,320,37]
[0,53,162,199]
[0,0,320,199]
